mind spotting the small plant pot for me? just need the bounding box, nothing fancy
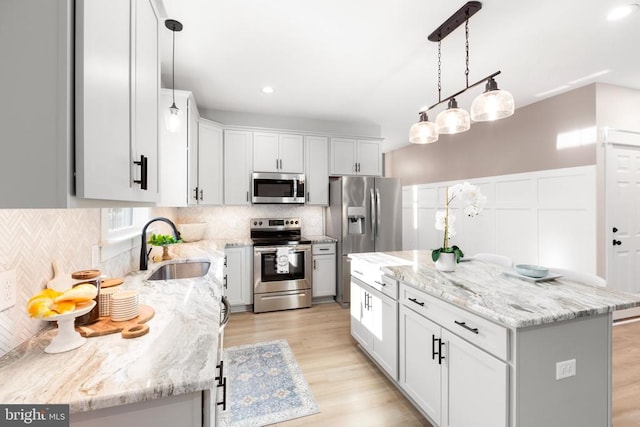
[435,252,456,272]
[161,246,171,261]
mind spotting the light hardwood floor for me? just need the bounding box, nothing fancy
[224,302,640,427]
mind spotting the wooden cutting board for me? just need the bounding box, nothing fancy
[101,278,124,288]
[75,305,154,338]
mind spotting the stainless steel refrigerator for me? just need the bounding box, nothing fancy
[325,176,402,306]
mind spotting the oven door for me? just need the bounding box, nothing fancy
[253,245,311,294]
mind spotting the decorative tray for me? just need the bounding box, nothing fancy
[503,269,563,283]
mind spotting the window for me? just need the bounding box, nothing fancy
[100,208,150,261]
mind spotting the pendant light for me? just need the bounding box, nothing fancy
[436,98,470,134]
[409,111,439,144]
[165,19,183,133]
[409,2,514,143]
[470,77,514,121]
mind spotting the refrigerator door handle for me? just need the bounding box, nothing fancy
[370,188,376,239]
[375,188,381,237]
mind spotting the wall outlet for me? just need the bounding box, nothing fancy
[556,358,577,380]
[0,269,17,312]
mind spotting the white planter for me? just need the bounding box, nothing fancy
[435,252,457,272]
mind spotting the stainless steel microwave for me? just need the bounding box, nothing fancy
[252,172,305,204]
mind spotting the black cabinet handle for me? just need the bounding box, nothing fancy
[215,360,224,386]
[454,320,479,335]
[223,274,228,289]
[199,189,204,201]
[408,297,424,307]
[613,227,618,233]
[613,239,622,246]
[217,377,227,411]
[438,339,445,364]
[193,187,199,200]
[307,192,310,202]
[431,335,438,361]
[133,155,148,190]
[223,256,227,267]
[374,280,386,287]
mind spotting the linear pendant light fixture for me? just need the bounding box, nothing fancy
[409,1,514,144]
[165,19,184,133]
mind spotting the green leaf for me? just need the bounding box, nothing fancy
[147,234,182,246]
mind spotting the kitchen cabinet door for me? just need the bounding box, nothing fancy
[305,136,329,205]
[197,120,223,205]
[312,253,336,297]
[278,134,304,173]
[225,246,252,306]
[356,140,382,177]
[76,0,160,202]
[330,138,357,175]
[442,329,508,427]
[399,305,442,425]
[369,286,398,380]
[253,132,279,172]
[223,130,252,205]
[350,280,370,349]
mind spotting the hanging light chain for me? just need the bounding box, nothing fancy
[172,29,176,106]
[465,16,470,88]
[437,40,442,103]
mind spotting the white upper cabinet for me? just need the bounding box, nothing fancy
[196,120,223,205]
[253,132,304,173]
[330,138,381,176]
[76,0,160,202]
[224,130,253,205]
[304,136,329,205]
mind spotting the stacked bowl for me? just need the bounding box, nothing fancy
[110,290,139,322]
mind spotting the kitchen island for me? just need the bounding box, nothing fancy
[348,250,640,427]
[0,242,229,426]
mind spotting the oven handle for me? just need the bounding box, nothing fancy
[254,245,311,253]
[259,291,308,300]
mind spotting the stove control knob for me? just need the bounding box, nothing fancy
[286,220,289,224]
[259,221,263,225]
[253,221,257,226]
[295,220,299,224]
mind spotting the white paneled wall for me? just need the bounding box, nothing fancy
[402,166,596,272]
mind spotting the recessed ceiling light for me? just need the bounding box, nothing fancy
[607,4,639,21]
[262,86,274,94]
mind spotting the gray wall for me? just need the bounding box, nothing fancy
[385,84,597,186]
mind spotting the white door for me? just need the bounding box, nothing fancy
[197,121,223,205]
[312,255,335,297]
[605,132,640,295]
[356,140,382,176]
[253,132,279,172]
[330,138,357,175]
[305,136,329,205]
[442,329,508,427]
[369,288,398,380]
[350,280,371,349]
[223,130,252,205]
[399,305,442,425]
[278,134,304,173]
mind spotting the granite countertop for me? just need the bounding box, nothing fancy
[349,250,640,329]
[306,235,338,244]
[0,242,226,414]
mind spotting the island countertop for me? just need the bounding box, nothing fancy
[0,242,226,414]
[349,250,640,328]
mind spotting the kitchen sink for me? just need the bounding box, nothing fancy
[147,260,211,281]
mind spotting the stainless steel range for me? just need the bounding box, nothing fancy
[251,218,312,313]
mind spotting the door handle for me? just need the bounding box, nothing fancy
[370,188,376,238]
[199,189,204,201]
[613,239,622,246]
[313,259,317,270]
[613,227,618,233]
[193,187,199,201]
[375,188,381,235]
[454,320,479,335]
[408,297,424,307]
[431,335,439,361]
[133,155,148,190]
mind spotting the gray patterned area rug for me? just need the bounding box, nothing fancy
[218,339,319,426]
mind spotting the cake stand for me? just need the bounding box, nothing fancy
[43,301,96,354]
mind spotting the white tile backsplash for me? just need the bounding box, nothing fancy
[0,204,324,357]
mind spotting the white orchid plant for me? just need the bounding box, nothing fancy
[432,182,487,263]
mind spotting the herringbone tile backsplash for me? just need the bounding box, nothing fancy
[0,205,323,357]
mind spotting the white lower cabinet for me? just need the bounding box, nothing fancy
[312,243,336,297]
[224,246,253,307]
[70,391,203,427]
[398,297,508,427]
[350,277,398,380]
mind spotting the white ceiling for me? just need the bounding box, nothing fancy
[160,0,640,152]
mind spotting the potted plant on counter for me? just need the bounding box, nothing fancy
[148,234,182,261]
[432,182,486,272]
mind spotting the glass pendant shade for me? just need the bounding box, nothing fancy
[409,112,439,144]
[165,103,183,133]
[471,78,515,122]
[435,98,470,134]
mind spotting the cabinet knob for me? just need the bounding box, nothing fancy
[613,227,618,233]
[613,239,622,246]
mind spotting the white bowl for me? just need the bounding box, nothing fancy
[515,264,549,278]
[177,223,207,242]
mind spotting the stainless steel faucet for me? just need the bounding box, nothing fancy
[139,217,181,270]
